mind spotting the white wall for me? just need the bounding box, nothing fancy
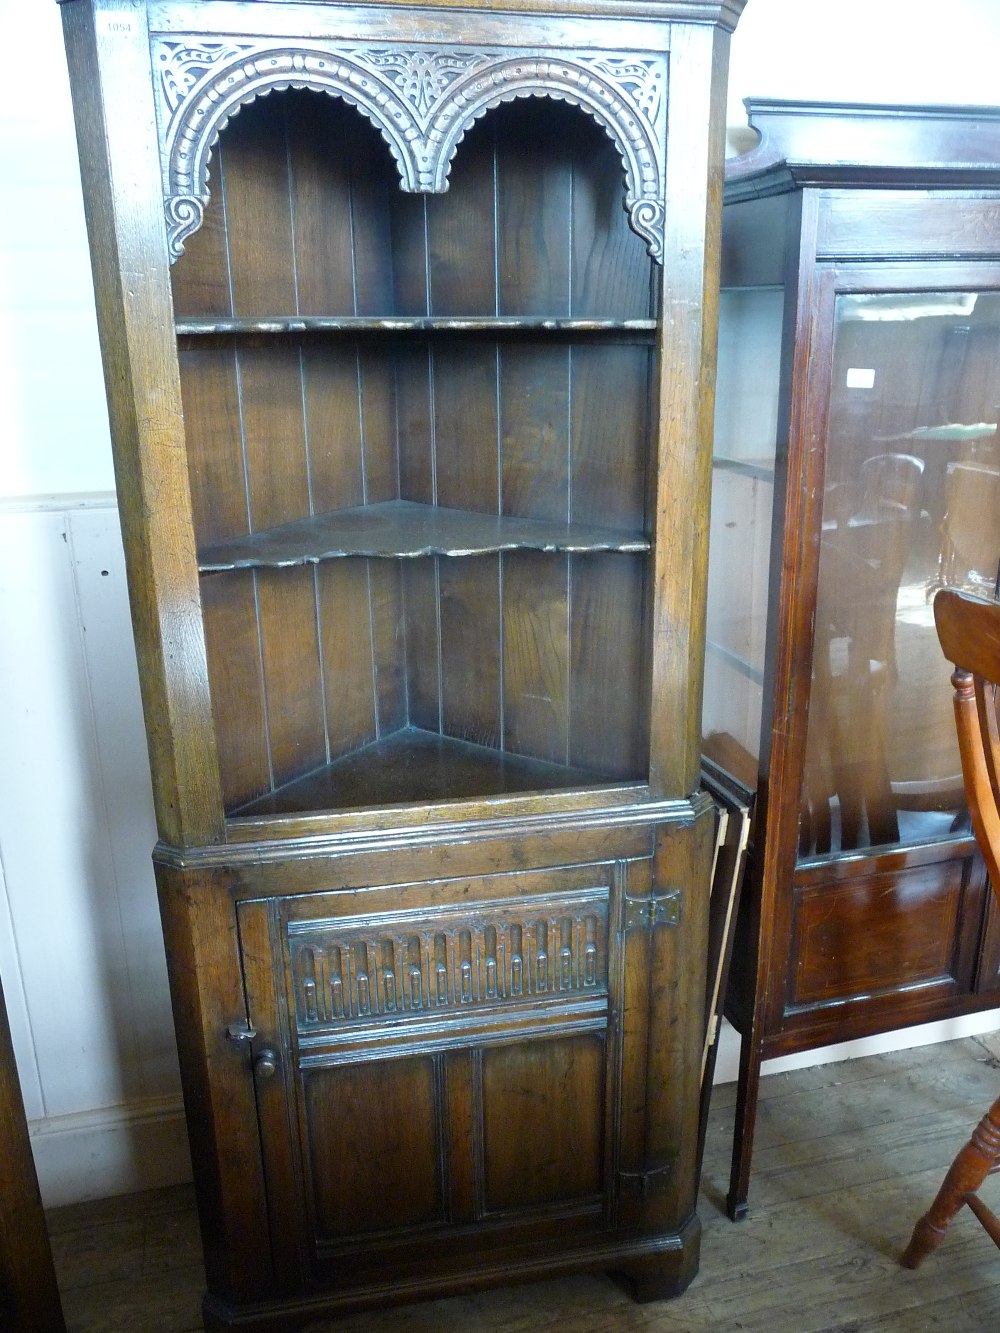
[0,1,188,1205]
[2,0,999,1206]
[727,0,1000,149]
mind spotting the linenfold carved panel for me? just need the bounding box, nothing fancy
[150,37,667,263]
[288,890,609,1032]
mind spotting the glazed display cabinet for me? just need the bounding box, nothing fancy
[702,99,1000,1220]
[61,0,744,1325]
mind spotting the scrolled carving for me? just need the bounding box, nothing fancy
[152,37,667,264]
[164,192,207,259]
[627,198,667,263]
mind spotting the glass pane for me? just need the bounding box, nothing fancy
[800,290,1000,858]
[703,288,783,786]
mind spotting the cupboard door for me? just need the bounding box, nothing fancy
[236,863,628,1282]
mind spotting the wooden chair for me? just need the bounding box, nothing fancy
[901,587,1000,1268]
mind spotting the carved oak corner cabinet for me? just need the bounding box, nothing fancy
[61,0,743,1324]
[702,100,1000,1221]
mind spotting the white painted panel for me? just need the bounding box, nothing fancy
[0,856,44,1121]
[68,508,179,1099]
[30,1097,191,1209]
[0,509,132,1114]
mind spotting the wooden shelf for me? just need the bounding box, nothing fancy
[230,727,615,817]
[176,315,657,338]
[706,637,765,686]
[199,500,649,572]
[713,456,776,482]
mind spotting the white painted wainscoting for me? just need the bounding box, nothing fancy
[0,499,190,1206]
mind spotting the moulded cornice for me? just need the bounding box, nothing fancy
[136,0,749,30]
[726,98,1000,202]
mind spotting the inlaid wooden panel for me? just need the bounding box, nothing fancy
[571,127,653,321]
[790,861,968,1009]
[358,351,399,505]
[221,102,297,317]
[570,554,648,778]
[388,191,430,316]
[500,345,570,521]
[440,556,503,749]
[433,343,500,512]
[303,1056,444,1241]
[395,345,434,504]
[177,344,247,547]
[169,148,232,317]
[480,1034,606,1212]
[256,566,327,787]
[302,345,366,512]
[401,558,440,732]
[496,105,572,317]
[343,115,395,318]
[368,561,408,738]
[239,345,310,531]
[316,560,377,762]
[503,552,570,765]
[286,96,357,318]
[426,117,497,316]
[200,570,270,809]
[570,344,651,530]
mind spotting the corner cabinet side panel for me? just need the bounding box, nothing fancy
[155,864,274,1301]
[649,21,732,797]
[60,1,223,846]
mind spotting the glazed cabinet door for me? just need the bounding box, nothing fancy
[236,861,646,1292]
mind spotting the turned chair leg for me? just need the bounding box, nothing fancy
[901,1092,1000,1268]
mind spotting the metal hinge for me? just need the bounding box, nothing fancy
[623,890,681,933]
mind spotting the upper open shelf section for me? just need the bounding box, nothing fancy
[170,93,657,327]
[170,89,658,817]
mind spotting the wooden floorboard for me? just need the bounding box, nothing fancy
[47,1035,1000,1332]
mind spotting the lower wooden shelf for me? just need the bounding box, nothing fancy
[230,726,618,817]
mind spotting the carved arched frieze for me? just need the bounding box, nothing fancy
[151,38,668,263]
[424,55,666,260]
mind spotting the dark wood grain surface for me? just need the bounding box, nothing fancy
[198,500,649,570]
[230,726,607,817]
[715,104,1000,1224]
[63,0,737,1323]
